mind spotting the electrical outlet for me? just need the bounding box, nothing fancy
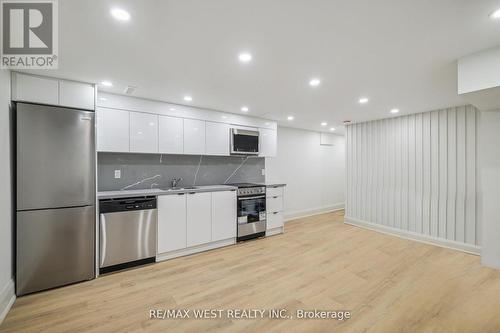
[114,170,121,179]
[261,169,265,176]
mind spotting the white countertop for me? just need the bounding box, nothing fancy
[258,183,287,187]
[98,185,237,200]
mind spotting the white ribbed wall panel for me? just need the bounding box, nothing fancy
[345,106,479,248]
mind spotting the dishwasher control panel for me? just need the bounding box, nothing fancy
[99,196,157,213]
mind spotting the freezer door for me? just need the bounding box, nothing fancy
[16,206,95,296]
[16,103,95,210]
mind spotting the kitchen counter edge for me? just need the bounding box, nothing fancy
[98,185,238,200]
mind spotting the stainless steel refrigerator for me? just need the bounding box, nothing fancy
[16,103,95,296]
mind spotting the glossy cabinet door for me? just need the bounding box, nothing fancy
[158,194,187,253]
[96,108,130,152]
[259,128,277,157]
[206,121,229,156]
[212,190,237,241]
[59,80,95,110]
[184,119,206,154]
[186,192,212,247]
[130,112,158,153]
[267,211,284,229]
[159,115,184,154]
[12,72,59,105]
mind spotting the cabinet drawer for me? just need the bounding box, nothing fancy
[266,186,283,198]
[266,196,283,213]
[267,212,283,229]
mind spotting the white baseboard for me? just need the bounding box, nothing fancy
[0,279,15,324]
[156,238,236,262]
[344,216,481,255]
[284,202,345,222]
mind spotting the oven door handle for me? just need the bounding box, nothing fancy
[238,195,266,200]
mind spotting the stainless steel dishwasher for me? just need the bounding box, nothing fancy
[99,196,157,274]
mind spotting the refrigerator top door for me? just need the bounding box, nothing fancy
[17,103,95,210]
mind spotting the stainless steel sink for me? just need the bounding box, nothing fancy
[162,186,198,191]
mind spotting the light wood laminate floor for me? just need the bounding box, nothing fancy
[2,211,500,333]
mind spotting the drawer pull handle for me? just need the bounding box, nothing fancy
[273,196,278,199]
[273,212,279,214]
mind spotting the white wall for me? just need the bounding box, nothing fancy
[0,70,14,322]
[345,105,479,254]
[458,46,500,95]
[478,110,500,268]
[266,126,345,220]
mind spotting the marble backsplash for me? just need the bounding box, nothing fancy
[97,153,265,191]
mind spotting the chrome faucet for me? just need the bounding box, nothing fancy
[171,178,183,188]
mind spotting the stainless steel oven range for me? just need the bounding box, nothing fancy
[229,183,267,241]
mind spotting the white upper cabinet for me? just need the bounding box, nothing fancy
[159,116,184,154]
[211,190,237,242]
[96,108,130,152]
[186,192,212,247]
[158,194,187,253]
[184,119,206,155]
[206,122,229,156]
[12,73,59,106]
[130,112,158,153]
[259,128,277,157]
[59,80,95,110]
[11,72,95,110]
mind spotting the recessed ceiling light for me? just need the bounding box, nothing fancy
[221,116,228,119]
[110,8,130,21]
[490,9,500,19]
[241,106,249,112]
[321,122,327,126]
[169,108,176,111]
[287,116,294,121]
[101,81,113,87]
[309,78,321,87]
[330,127,336,131]
[238,53,252,63]
[358,97,369,104]
[183,95,193,102]
[99,97,107,101]
[390,108,400,114]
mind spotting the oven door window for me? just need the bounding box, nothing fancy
[233,134,259,153]
[238,197,266,224]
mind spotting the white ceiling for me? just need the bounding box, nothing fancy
[25,0,500,134]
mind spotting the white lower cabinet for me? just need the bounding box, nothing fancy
[266,185,285,236]
[158,194,187,253]
[157,190,239,259]
[212,190,237,241]
[267,211,284,229]
[186,192,212,247]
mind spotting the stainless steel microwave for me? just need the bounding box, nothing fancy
[230,128,259,155]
